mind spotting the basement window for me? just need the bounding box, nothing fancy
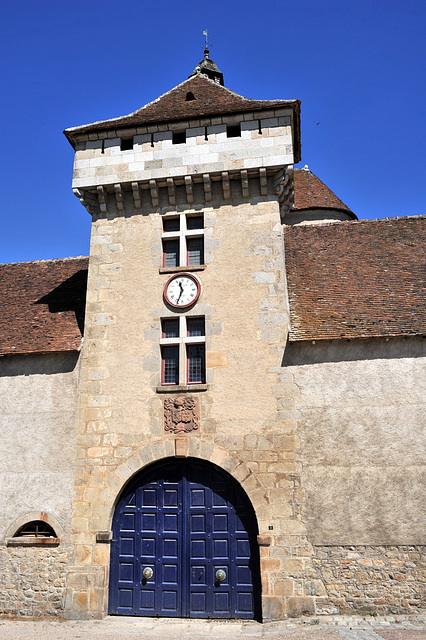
[120,137,134,151]
[7,520,60,546]
[14,521,57,538]
[173,130,186,145]
[227,123,241,138]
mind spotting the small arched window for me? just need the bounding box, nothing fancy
[14,520,57,538]
[185,92,195,101]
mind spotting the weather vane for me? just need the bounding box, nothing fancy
[203,29,211,50]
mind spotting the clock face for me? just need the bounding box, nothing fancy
[164,273,201,308]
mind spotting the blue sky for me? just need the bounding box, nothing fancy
[1,0,425,263]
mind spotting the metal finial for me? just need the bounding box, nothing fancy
[203,29,211,55]
[203,29,209,48]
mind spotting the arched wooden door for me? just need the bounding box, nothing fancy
[109,458,261,619]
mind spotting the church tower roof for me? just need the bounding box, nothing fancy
[189,47,224,85]
[64,65,301,162]
[293,167,355,217]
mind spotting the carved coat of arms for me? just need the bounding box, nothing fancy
[164,396,200,434]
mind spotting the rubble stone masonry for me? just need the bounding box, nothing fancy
[0,546,72,617]
[313,545,426,615]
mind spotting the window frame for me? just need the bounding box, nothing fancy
[161,213,205,271]
[161,345,180,385]
[160,315,206,387]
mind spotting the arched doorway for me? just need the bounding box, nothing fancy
[109,457,261,619]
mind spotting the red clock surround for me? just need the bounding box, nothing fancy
[163,273,201,309]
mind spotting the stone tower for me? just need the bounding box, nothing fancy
[64,55,305,620]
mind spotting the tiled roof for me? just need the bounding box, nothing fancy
[64,74,301,161]
[2,216,424,354]
[284,216,426,341]
[0,257,88,357]
[293,168,354,215]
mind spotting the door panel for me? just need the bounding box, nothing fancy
[109,458,259,619]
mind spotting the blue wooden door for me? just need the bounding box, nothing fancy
[109,458,260,619]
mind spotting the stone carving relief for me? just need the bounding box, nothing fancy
[164,396,200,434]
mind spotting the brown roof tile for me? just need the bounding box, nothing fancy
[293,168,354,215]
[64,74,301,161]
[285,216,426,341]
[0,257,88,357]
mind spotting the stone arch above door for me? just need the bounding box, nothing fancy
[105,437,265,531]
[109,456,262,619]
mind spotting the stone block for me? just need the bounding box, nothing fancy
[275,579,294,596]
[67,573,89,589]
[72,517,89,533]
[175,438,188,458]
[261,557,281,571]
[89,588,106,613]
[72,590,89,612]
[209,447,228,467]
[93,545,110,565]
[286,596,315,617]
[187,438,201,457]
[262,118,279,128]
[257,534,272,546]
[252,272,276,284]
[304,579,326,596]
[262,595,285,621]
[283,558,305,573]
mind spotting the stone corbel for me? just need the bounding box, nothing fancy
[132,182,141,209]
[149,179,159,207]
[222,171,230,200]
[259,168,268,196]
[114,183,124,212]
[185,176,193,204]
[203,174,212,203]
[72,188,99,216]
[241,170,249,198]
[97,185,108,214]
[167,178,176,206]
[273,166,294,217]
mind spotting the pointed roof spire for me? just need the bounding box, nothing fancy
[189,30,224,85]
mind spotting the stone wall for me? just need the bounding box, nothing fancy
[72,111,293,188]
[312,545,426,615]
[65,179,305,619]
[0,545,72,617]
[0,352,80,544]
[285,337,426,545]
[0,352,80,617]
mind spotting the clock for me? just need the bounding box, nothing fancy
[164,273,201,308]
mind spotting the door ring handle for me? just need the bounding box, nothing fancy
[143,567,153,580]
